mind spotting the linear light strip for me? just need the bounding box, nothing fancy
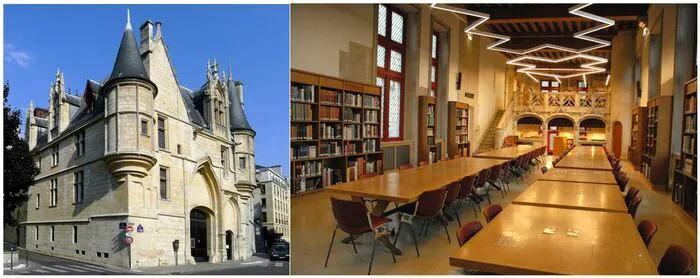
[430,3,615,80]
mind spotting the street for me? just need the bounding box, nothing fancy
[4,251,289,275]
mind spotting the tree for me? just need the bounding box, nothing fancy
[4,82,40,226]
[261,227,283,252]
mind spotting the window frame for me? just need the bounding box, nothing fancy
[157,116,167,150]
[50,178,58,207]
[73,226,78,243]
[51,145,59,167]
[431,32,439,98]
[140,119,149,136]
[239,156,246,170]
[376,4,406,142]
[50,226,55,242]
[159,166,169,200]
[36,193,40,209]
[74,130,86,156]
[73,171,84,204]
[221,147,229,176]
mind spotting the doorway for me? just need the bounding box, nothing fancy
[190,209,209,262]
[226,230,233,261]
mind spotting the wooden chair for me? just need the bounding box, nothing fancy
[637,220,657,247]
[624,187,640,207]
[483,204,503,223]
[325,197,396,274]
[485,164,506,198]
[456,221,483,247]
[657,245,694,275]
[443,181,462,227]
[474,168,492,205]
[628,195,642,219]
[456,175,480,218]
[394,187,450,257]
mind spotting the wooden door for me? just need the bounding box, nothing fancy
[190,209,209,262]
[613,121,622,158]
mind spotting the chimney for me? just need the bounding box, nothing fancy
[154,22,162,41]
[139,20,154,53]
[234,81,244,109]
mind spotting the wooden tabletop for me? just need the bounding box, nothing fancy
[473,144,542,160]
[512,180,628,213]
[325,157,507,203]
[449,204,657,275]
[540,168,617,185]
[555,146,613,171]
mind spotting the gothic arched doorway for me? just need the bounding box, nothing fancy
[226,230,233,260]
[190,209,209,262]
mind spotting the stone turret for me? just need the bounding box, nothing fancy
[102,10,158,179]
[48,69,68,141]
[226,70,256,199]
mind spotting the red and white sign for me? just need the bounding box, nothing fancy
[126,226,134,233]
[124,236,134,245]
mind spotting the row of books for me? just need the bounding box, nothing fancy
[291,145,317,160]
[364,95,380,109]
[364,139,379,152]
[343,108,361,122]
[346,157,366,181]
[345,93,362,107]
[320,106,341,121]
[365,160,383,174]
[322,168,344,187]
[291,124,314,140]
[320,142,342,157]
[684,115,696,132]
[457,118,468,126]
[320,89,342,105]
[364,124,379,137]
[291,103,314,121]
[686,95,696,113]
[321,123,343,139]
[291,84,314,102]
[294,177,321,194]
[427,127,434,136]
[429,151,437,163]
[455,134,469,144]
[344,124,362,140]
[427,105,435,126]
[681,157,695,175]
[344,141,362,154]
[682,135,696,155]
[459,108,468,118]
[364,110,379,123]
[294,161,322,178]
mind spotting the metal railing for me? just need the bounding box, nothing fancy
[3,243,29,271]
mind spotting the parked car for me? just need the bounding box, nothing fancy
[270,242,289,261]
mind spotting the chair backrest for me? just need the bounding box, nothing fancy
[617,175,630,192]
[399,164,413,171]
[359,172,378,180]
[456,221,483,247]
[628,195,642,218]
[483,204,503,223]
[444,182,461,207]
[458,175,475,198]
[415,187,448,218]
[488,164,502,180]
[625,187,640,206]
[658,245,695,275]
[637,220,657,247]
[330,197,371,234]
[476,168,490,187]
[541,166,548,174]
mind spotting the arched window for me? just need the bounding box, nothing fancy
[376,4,405,141]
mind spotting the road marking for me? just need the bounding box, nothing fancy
[275,262,284,267]
[241,261,263,265]
[41,265,69,273]
[31,269,50,273]
[70,264,119,273]
[51,264,88,272]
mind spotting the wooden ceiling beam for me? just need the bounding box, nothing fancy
[483,15,639,24]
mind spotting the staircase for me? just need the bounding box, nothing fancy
[476,110,505,154]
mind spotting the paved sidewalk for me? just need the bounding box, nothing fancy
[136,256,270,275]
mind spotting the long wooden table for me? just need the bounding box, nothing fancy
[449,204,658,274]
[555,146,613,171]
[473,143,543,160]
[512,180,628,213]
[540,167,617,185]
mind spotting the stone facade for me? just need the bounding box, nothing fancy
[20,16,257,269]
[254,165,290,242]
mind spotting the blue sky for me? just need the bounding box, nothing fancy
[4,4,290,176]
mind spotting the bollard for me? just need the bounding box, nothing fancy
[25,248,28,267]
[10,247,14,270]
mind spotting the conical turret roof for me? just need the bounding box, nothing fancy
[227,77,254,136]
[106,10,151,85]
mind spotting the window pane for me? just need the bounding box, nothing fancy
[391,11,404,44]
[432,34,437,59]
[376,77,385,139]
[376,45,385,68]
[378,5,387,37]
[390,50,402,72]
[431,65,436,83]
[388,80,401,138]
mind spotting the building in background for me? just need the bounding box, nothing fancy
[254,165,290,242]
[20,14,257,269]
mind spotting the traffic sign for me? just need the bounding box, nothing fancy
[137,224,144,233]
[124,236,134,245]
[126,226,134,233]
[119,223,127,230]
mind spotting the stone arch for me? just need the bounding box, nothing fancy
[515,113,544,124]
[546,114,576,126]
[223,197,241,261]
[186,157,224,263]
[578,114,608,127]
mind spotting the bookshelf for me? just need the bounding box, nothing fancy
[447,101,470,158]
[418,96,438,163]
[673,78,696,219]
[641,95,673,187]
[290,69,384,196]
[629,107,648,171]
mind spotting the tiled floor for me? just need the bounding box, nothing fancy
[290,158,697,274]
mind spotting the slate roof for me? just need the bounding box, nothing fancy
[106,23,150,85]
[179,85,207,127]
[227,79,254,135]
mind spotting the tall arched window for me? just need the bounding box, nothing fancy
[376,4,405,141]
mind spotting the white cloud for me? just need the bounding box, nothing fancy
[4,43,32,68]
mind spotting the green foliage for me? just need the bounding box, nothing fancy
[4,82,40,226]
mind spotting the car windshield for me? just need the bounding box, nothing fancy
[273,244,288,252]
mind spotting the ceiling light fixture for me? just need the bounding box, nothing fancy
[526,73,539,83]
[467,33,473,41]
[605,74,610,86]
[643,27,649,36]
[583,74,587,85]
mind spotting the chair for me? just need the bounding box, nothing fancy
[628,195,642,218]
[541,166,548,174]
[499,161,512,192]
[398,164,413,171]
[456,221,483,247]
[394,187,450,257]
[485,164,506,198]
[637,220,657,247]
[325,197,396,274]
[474,168,492,204]
[616,175,630,192]
[624,187,640,207]
[483,204,503,223]
[456,175,480,218]
[657,245,695,275]
[443,181,462,227]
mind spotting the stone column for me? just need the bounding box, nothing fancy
[610,30,636,160]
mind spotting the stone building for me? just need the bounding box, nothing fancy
[21,14,257,268]
[254,165,290,242]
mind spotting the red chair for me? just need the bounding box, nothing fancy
[499,161,512,192]
[325,197,396,274]
[637,220,657,247]
[394,187,450,257]
[457,175,480,218]
[456,221,483,247]
[443,181,462,227]
[628,195,642,218]
[483,204,503,223]
[624,187,640,207]
[486,164,506,198]
[399,164,413,170]
[474,168,492,204]
[616,175,630,192]
[657,245,695,275]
